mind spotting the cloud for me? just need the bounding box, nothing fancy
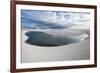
[21,10,90,29]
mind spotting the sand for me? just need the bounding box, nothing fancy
[21,29,90,63]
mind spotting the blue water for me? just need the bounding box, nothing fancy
[25,31,79,47]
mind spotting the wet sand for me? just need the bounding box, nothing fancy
[21,29,90,63]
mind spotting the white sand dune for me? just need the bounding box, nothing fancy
[21,29,90,63]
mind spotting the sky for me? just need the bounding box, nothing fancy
[21,10,91,29]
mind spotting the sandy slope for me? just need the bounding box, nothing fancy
[21,29,90,63]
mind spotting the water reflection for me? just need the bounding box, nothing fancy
[25,31,79,47]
